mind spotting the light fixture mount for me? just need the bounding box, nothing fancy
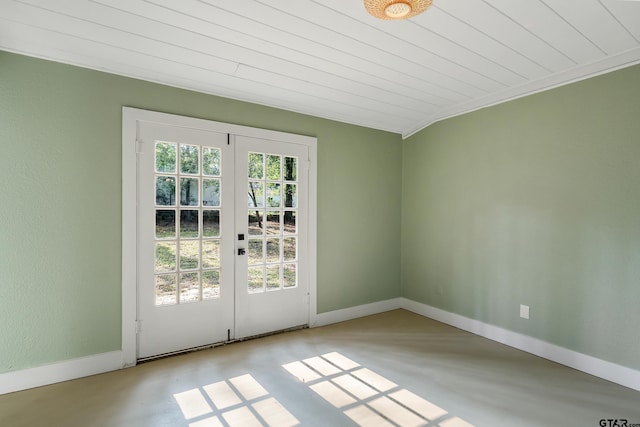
[364,0,433,20]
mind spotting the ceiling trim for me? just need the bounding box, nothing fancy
[402,46,640,139]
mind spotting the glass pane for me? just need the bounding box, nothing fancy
[284,184,297,208]
[284,157,297,181]
[248,266,264,294]
[284,237,296,261]
[203,147,221,176]
[248,182,264,208]
[266,212,281,235]
[156,274,177,305]
[248,210,264,235]
[266,265,281,291]
[203,179,220,207]
[180,144,199,174]
[266,238,281,263]
[155,242,176,273]
[203,210,220,237]
[284,211,296,235]
[180,272,200,303]
[180,178,199,206]
[248,239,263,265]
[156,210,176,239]
[266,183,281,208]
[248,153,264,179]
[283,264,296,288]
[203,270,220,300]
[266,155,281,180]
[180,240,199,270]
[155,142,176,173]
[202,240,220,268]
[156,176,176,206]
[180,210,199,238]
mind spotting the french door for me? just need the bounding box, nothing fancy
[137,122,309,359]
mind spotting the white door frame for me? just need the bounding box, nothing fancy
[121,107,318,367]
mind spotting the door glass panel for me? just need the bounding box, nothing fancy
[245,151,299,293]
[266,266,281,291]
[180,210,199,238]
[284,184,297,208]
[156,210,176,239]
[266,183,281,207]
[203,147,221,176]
[267,155,281,180]
[283,264,296,288]
[180,241,200,270]
[283,237,296,261]
[248,266,264,293]
[284,157,297,181]
[203,179,221,207]
[248,239,263,265]
[284,211,296,235]
[202,270,220,300]
[180,178,199,206]
[156,142,177,173]
[155,242,177,272]
[266,212,281,235]
[266,238,280,263]
[248,153,264,179]
[248,182,264,208]
[156,274,177,305]
[180,272,200,303]
[180,145,199,174]
[202,240,220,268]
[156,176,176,206]
[203,210,220,237]
[153,138,225,307]
[248,211,263,235]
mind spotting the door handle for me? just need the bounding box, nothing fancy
[237,248,246,256]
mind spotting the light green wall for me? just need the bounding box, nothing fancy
[0,51,402,373]
[402,64,640,370]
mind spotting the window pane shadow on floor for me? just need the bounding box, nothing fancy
[282,351,475,427]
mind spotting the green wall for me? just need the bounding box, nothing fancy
[0,51,402,373]
[2,48,638,376]
[402,64,640,370]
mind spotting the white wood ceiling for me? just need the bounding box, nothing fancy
[2,0,640,137]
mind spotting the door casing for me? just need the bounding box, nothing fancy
[122,107,318,367]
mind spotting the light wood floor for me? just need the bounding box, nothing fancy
[1,309,638,427]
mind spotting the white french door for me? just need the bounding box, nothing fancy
[234,136,309,339]
[137,121,310,359]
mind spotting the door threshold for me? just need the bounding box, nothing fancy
[137,324,308,364]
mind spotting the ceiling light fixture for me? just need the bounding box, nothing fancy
[363,0,433,20]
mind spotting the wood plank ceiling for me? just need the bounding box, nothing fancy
[2,0,639,137]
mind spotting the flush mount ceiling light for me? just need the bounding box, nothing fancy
[363,0,433,20]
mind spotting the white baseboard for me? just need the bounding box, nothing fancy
[400,298,640,392]
[4,298,638,395]
[312,297,403,327]
[0,351,124,395]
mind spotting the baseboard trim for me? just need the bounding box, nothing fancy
[4,298,638,395]
[400,298,640,392]
[0,351,123,395]
[312,297,403,327]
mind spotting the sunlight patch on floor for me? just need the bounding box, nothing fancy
[173,374,299,427]
[283,351,475,427]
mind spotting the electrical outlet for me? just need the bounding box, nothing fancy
[520,304,530,319]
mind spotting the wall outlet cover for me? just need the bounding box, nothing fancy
[520,304,530,319]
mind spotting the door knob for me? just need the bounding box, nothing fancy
[238,248,246,256]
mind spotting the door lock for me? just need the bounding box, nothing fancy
[237,248,246,256]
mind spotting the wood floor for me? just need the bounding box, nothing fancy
[1,309,638,427]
